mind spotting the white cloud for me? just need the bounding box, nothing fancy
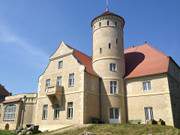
[0,24,48,59]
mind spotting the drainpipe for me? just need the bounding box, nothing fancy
[99,78,102,122]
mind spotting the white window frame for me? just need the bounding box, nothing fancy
[143,81,151,91]
[67,102,73,119]
[42,105,48,120]
[144,107,153,121]
[3,104,16,121]
[110,63,117,72]
[110,81,117,94]
[58,61,63,69]
[68,73,75,87]
[56,76,62,86]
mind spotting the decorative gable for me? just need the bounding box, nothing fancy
[50,41,73,60]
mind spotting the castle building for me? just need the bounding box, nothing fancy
[0,10,180,131]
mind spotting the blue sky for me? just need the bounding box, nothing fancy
[0,0,179,94]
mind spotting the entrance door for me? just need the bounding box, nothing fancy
[109,108,120,124]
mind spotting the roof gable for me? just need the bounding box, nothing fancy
[50,41,73,60]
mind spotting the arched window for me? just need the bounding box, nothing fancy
[4,104,16,121]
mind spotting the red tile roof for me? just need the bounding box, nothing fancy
[73,50,96,76]
[68,43,171,78]
[125,44,170,79]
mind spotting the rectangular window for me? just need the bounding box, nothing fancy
[57,76,62,86]
[110,108,119,119]
[45,79,51,88]
[42,105,48,120]
[54,104,60,120]
[144,107,153,121]
[58,61,63,69]
[107,21,109,26]
[143,81,151,91]
[110,81,117,94]
[67,102,73,119]
[108,43,111,49]
[69,73,75,87]
[110,63,117,72]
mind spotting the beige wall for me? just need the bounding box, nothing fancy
[84,72,100,123]
[168,59,180,128]
[126,74,174,126]
[0,102,21,130]
[0,94,37,130]
[35,43,87,130]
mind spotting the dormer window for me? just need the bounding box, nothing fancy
[58,61,63,69]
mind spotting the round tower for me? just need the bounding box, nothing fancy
[91,11,126,123]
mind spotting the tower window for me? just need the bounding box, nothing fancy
[100,48,102,54]
[107,21,109,26]
[99,22,101,27]
[115,22,118,26]
[110,81,117,94]
[108,43,111,49]
[110,63,117,72]
[116,38,118,44]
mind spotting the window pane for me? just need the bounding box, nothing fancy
[42,105,48,120]
[110,108,114,119]
[69,74,74,87]
[4,104,16,121]
[57,76,62,86]
[67,102,73,119]
[115,108,119,119]
[58,61,63,69]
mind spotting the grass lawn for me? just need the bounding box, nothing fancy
[0,130,15,135]
[52,124,180,135]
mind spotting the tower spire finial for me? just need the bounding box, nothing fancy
[106,0,109,11]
